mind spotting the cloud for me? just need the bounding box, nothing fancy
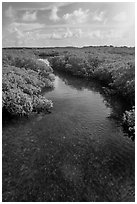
[106,29,124,39]
[51,28,83,39]
[6,22,83,44]
[22,11,37,21]
[5,6,16,19]
[87,30,102,39]
[13,27,24,38]
[49,6,60,22]
[113,12,126,22]
[16,2,72,12]
[92,11,105,22]
[8,22,45,33]
[63,8,89,24]
[8,27,25,46]
[74,28,83,38]
[5,27,42,46]
[38,28,83,40]
[63,28,73,38]
[50,32,62,39]
[86,29,124,40]
[6,22,45,46]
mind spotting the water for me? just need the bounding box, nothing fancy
[3,72,135,202]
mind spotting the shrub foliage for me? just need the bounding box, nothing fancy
[3,47,135,137]
[48,47,135,137]
[2,53,54,116]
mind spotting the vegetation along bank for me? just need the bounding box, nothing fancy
[2,49,55,117]
[2,46,135,138]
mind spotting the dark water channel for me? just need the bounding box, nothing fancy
[3,71,135,202]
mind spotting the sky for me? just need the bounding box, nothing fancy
[2,2,135,47]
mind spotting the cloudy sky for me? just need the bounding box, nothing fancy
[2,2,135,47]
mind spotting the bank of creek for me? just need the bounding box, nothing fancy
[3,68,135,201]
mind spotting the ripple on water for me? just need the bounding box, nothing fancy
[2,72,135,202]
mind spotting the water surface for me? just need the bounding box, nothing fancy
[3,72,135,202]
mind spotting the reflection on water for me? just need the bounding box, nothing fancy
[45,72,129,128]
[3,71,135,202]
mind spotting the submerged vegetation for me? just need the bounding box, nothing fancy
[2,46,135,138]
